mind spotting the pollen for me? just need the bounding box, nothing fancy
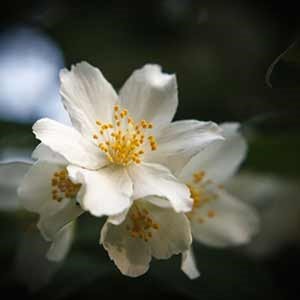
[207,210,216,218]
[186,183,217,223]
[126,204,160,242]
[93,105,157,166]
[51,168,81,202]
[193,170,205,183]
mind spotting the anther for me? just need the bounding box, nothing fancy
[207,210,216,218]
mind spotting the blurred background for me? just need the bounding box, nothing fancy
[0,1,299,299]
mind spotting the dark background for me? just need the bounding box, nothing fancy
[0,1,300,299]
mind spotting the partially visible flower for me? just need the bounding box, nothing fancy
[227,172,300,257]
[100,198,192,277]
[0,161,75,290]
[171,123,259,278]
[18,144,83,251]
[14,222,75,291]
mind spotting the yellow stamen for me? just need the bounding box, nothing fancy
[186,182,218,223]
[207,210,216,218]
[126,204,159,241]
[193,171,205,183]
[92,105,158,166]
[51,168,81,203]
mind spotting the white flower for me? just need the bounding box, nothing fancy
[164,123,259,279]
[100,198,192,277]
[0,160,75,290]
[17,145,83,253]
[227,172,300,257]
[27,62,223,226]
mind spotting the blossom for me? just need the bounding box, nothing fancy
[23,62,223,234]
[17,145,83,256]
[0,160,75,290]
[170,123,259,278]
[100,198,192,277]
[227,172,300,257]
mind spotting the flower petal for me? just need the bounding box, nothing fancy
[100,201,191,277]
[14,229,62,292]
[0,162,31,211]
[107,209,130,225]
[142,196,172,208]
[190,184,259,247]
[67,165,133,217]
[227,172,300,256]
[100,220,151,277]
[128,162,193,213]
[18,161,60,212]
[147,203,192,259]
[46,222,75,262]
[181,248,200,279]
[146,120,224,174]
[119,64,177,129]
[37,199,83,241]
[179,123,247,183]
[60,62,119,138]
[33,118,107,169]
[18,161,84,241]
[32,143,67,164]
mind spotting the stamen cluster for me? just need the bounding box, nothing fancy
[126,205,160,242]
[51,169,81,202]
[93,105,157,166]
[186,170,217,223]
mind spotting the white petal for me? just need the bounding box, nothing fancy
[228,172,300,256]
[142,196,172,208]
[179,122,247,183]
[60,61,119,138]
[32,143,67,164]
[107,208,130,225]
[147,203,192,259]
[0,162,31,211]
[33,118,107,169]
[119,64,177,129]
[100,201,191,277]
[18,161,83,241]
[18,161,59,212]
[46,222,75,262]
[226,172,282,206]
[14,229,62,292]
[190,184,259,247]
[100,221,151,277]
[128,162,193,213]
[181,248,200,279]
[67,165,133,217]
[37,199,83,241]
[147,120,224,174]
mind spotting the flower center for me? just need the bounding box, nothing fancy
[186,170,217,223]
[93,105,157,166]
[51,168,81,202]
[126,204,160,242]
